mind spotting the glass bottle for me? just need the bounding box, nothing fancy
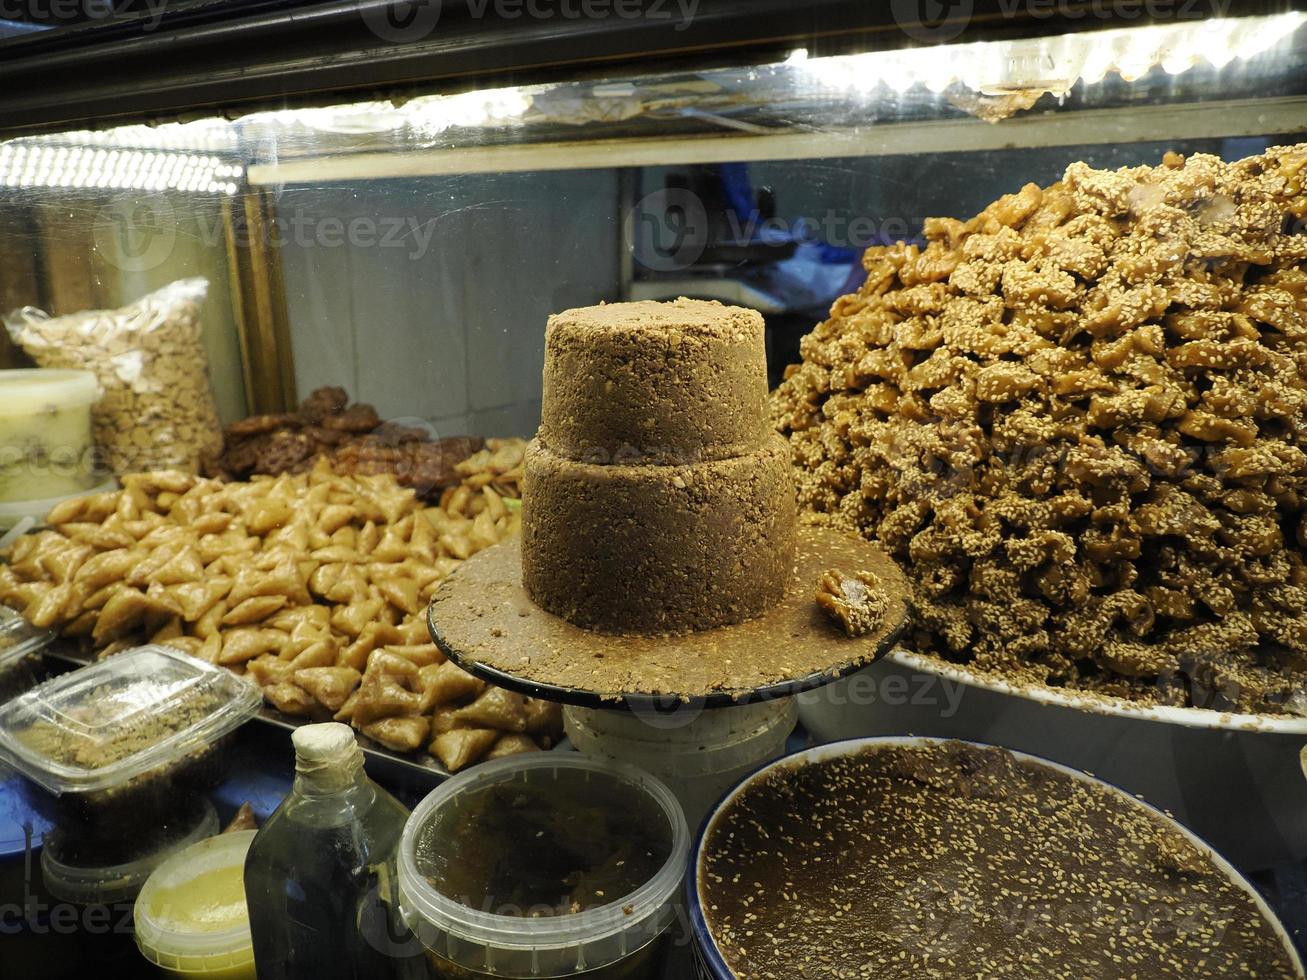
[244,722,428,979]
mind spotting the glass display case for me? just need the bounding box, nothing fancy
[2,2,1307,977]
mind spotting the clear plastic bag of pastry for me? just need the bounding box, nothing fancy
[4,278,224,476]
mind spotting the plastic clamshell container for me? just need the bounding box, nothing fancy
[0,369,100,505]
[0,605,55,704]
[0,646,260,833]
[42,798,219,907]
[0,478,117,533]
[688,736,1307,980]
[399,753,689,979]
[134,829,257,980]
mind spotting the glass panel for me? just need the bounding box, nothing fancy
[1,19,1306,970]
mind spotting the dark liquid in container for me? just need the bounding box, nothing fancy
[413,768,676,979]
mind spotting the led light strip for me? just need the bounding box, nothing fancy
[785,11,1307,98]
[0,144,242,194]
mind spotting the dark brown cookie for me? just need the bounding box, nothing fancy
[223,435,268,475]
[374,421,429,445]
[225,413,301,437]
[255,431,316,474]
[297,386,350,424]
[322,403,382,433]
[304,425,348,448]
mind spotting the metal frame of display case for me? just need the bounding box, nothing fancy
[221,193,298,413]
[0,0,1300,135]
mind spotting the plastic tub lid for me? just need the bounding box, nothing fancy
[0,369,100,412]
[0,605,55,673]
[0,645,261,797]
[134,829,256,975]
[42,797,218,906]
[399,753,689,976]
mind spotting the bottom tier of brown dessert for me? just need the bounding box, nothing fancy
[521,435,796,634]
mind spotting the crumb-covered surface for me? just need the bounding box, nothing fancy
[772,145,1307,714]
[539,298,769,464]
[699,741,1299,979]
[522,436,796,634]
[16,683,229,771]
[430,526,908,702]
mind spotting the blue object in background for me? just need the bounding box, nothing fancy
[0,19,53,38]
[0,771,54,902]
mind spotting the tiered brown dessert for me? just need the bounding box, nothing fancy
[523,299,797,635]
[430,298,906,700]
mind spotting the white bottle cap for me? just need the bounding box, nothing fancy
[292,722,364,788]
[292,722,356,763]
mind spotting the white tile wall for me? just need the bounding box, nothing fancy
[279,170,621,439]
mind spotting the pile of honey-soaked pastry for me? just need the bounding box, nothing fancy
[772,146,1307,713]
[0,452,561,771]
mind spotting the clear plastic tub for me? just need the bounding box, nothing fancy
[42,796,218,907]
[0,646,261,837]
[399,753,689,979]
[135,829,257,980]
[0,369,100,505]
[564,698,797,830]
[0,605,54,704]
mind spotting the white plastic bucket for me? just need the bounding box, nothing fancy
[0,369,100,505]
[564,698,797,831]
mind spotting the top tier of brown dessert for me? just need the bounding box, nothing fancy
[538,298,768,465]
[523,298,796,636]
